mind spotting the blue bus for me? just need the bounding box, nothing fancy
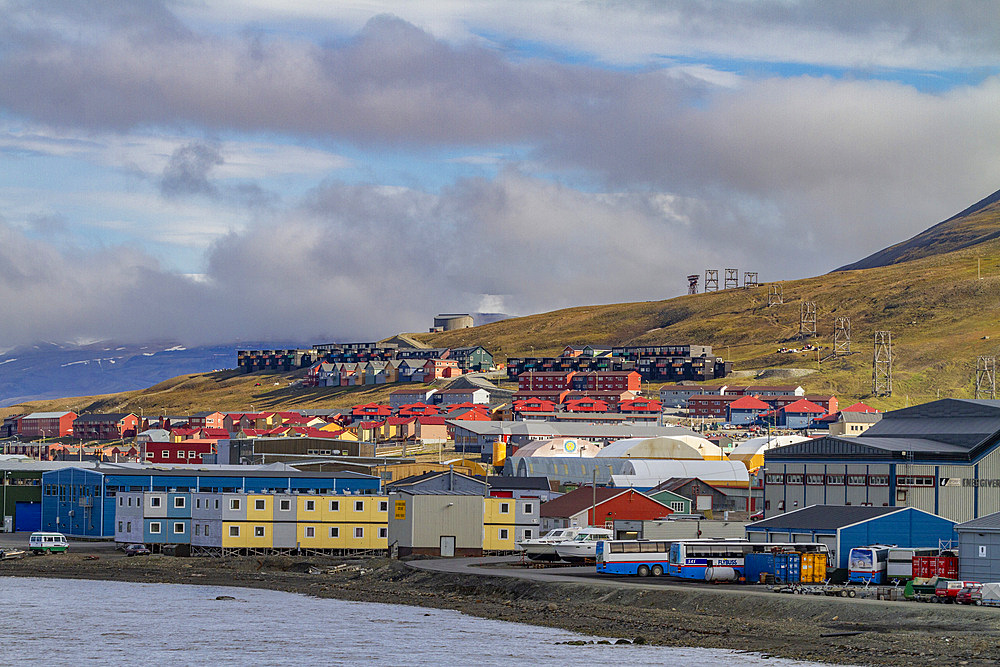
[597,538,829,582]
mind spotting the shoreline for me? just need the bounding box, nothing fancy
[4,553,1000,665]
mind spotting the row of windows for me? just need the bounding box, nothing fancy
[766,473,889,486]
[117,496,389,512]
[147,451,204,460]
[301,525,386,539]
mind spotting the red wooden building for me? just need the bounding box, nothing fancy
[145,438,216,464]
[72,413,139,440]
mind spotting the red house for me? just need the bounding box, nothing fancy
[423,358,462,381]
[73,413,139,440]
[687,394,740,418]
[18,411,78,438]
[351,403,392,421]
[145,438,216,464]
[398,403,440,417]
[620,398,662,414]
[540,486,673,529]
[513,399,559,413]
[563,398,610,413]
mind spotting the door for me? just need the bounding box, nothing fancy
[15,502,41,532]
[440,535,456,557]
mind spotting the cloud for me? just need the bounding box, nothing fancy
[160,142,223,198]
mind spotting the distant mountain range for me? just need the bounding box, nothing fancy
[0,341,254,407]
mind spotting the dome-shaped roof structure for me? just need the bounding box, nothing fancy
[515,437,602,458]
[611,459,749,487]
[729,435,809,470]
[595,435,725,460]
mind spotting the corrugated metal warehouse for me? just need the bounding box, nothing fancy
[763,399,1000,522]
[955,511,1000,582]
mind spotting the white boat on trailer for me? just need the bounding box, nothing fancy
[554,527,614,563]
[516,527,588,561]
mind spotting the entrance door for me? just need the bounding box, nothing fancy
[440,535,456,557]
[15,502,41,532]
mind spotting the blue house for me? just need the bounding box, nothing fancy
[746,504,957,570]
[727,396,771,426]
[41,465,381,538]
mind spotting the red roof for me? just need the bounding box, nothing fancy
[563,398,610,413]
[620,399,662,412]
[446,402,488,412]
[842,402,879,413]
[781,398,826,414]
[385,416,416,426]
[358,420,385,429]
[729,396,771,410]
[201,428,231,438]
[352,403,391,416]
[417,415,446,426]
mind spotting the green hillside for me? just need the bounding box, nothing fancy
[6,187,1000,417]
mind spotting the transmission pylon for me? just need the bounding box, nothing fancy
[976,356,996,399]
[705,269,719,292]
[873,331,893,397]
[799,301,817,337]
[724,268,739,290]
[834,317,851,355]
[687,274,699,295]
[767,284,783,306]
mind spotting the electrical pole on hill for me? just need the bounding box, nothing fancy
[976,356,996,399]
[834,317,851,355]
[767,284,783,306]
[799,301,817,338]
[873,331,893,397]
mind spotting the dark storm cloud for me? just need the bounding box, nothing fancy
[160,142,223,198]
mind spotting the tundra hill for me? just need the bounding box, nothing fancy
[8,189,1000,417]
[837,186,1000,271]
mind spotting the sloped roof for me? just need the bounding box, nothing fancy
[747,504,902,531]
[781,398,826,414]
[842,402,879,413]
[956,511,1000,532]
[539,486,624,518]
[74,413,134,423]
[729,396,770,410]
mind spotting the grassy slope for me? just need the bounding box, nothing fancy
[6,197,1000,417]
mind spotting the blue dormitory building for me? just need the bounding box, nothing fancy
[40,464,381,538]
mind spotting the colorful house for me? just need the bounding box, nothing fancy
[727,395,771,425]
[539,486,673,531]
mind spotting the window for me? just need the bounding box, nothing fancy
[150,522,161,534]
[229,525,240,537]
[524,529,533,539]
[230,499,241,511]
[868,475,889,486]
[669,501,687,513]
[161,451,169,458]
[126,521,132,532]
[826,474,845,485]
[173,523,185,534]
[119,497,124,507]
[177,451,186,458]
[379,501,388,512]
[499,502,510,514]
[378,527,387,539]
[305,500,315,511]
[847,474,867,486]
[195,525,201,536]
[805,474,825,485]
[280,499,291,511]
[174,496,185,509]
[196,498,201,509]
[254,526,265,537]
[897,475,935,487]
[354,500,364,512]
[150,496,161,508]
[897,489,907,502]
[499,528,509,540]
[305,526,315,538]
[523,503,533,514]
[118,521,123,532]
[785,474,804,485]
[127,497,132,507]
[188,451,197,460]
[145,452,154,459]
[354,527,364,539]
[330,527,340,538]
[205,525,210,537]
[215,499,219,509]
[255,499,265,511]
[764,473,784,485]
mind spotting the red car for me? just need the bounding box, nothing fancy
[935,580,978,603]
[956,583,983,605]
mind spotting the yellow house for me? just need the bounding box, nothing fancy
[221,521,273,549]
[483,497,516,551]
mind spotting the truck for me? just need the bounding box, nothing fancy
[978,582,1000,607]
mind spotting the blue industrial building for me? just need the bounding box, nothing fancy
[40,464,381,538]
[746,504,958,570]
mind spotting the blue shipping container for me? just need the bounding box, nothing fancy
[775,553,801,584]
[744,553,774,583]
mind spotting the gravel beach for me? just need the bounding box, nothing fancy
[3,552,999,666]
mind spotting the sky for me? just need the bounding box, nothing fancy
[1,0,1000,347]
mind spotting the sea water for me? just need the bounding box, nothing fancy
[0,577,827,665]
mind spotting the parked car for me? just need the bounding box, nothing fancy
[28,531,68,554]
[956,583,983,605]
[0,548,26,560]
[123,544,151,557]
[935,579,978,602]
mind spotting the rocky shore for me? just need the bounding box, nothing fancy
[4,552,1000,666]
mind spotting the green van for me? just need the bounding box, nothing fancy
[29,532,69,554]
